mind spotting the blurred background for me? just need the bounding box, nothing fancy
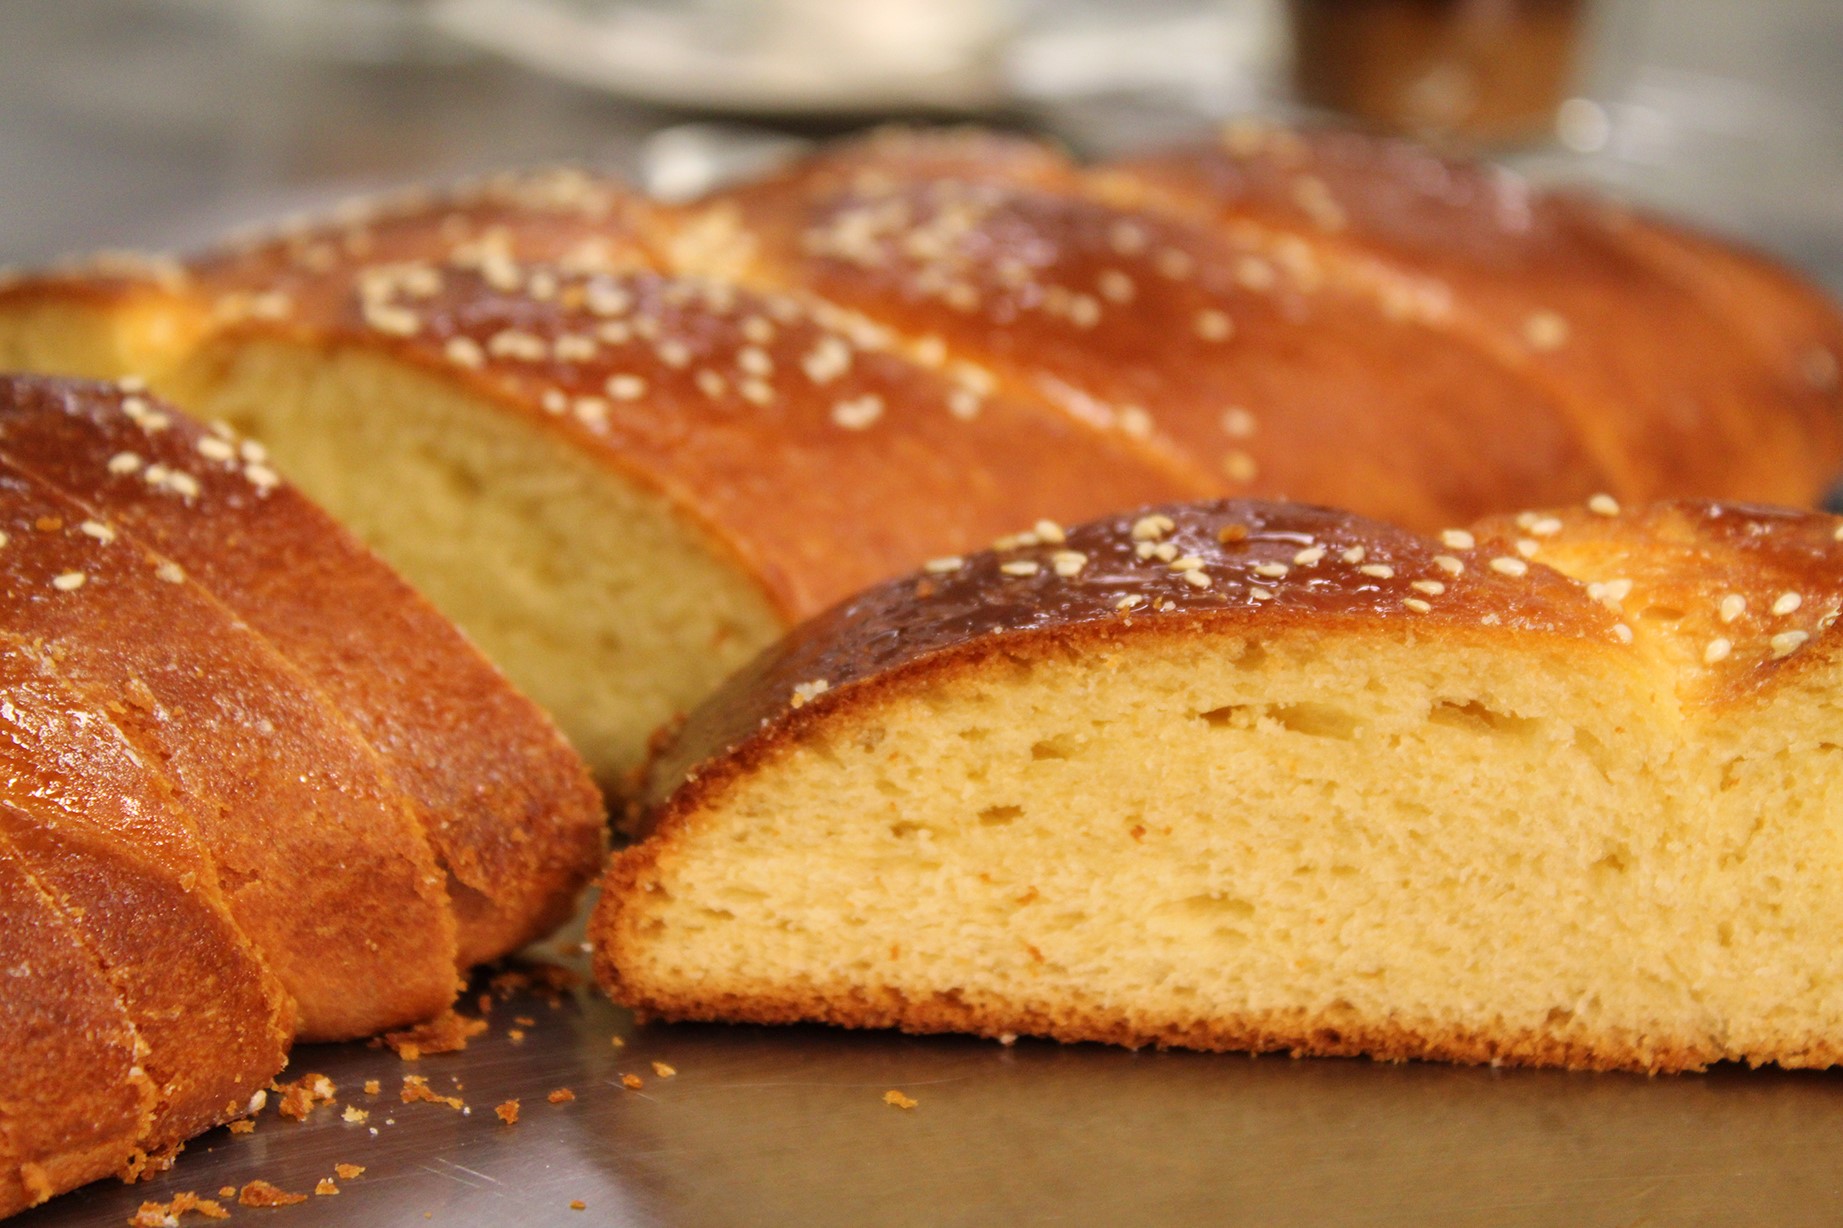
[2,0,1840,292]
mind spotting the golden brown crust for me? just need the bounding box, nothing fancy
[0,646,292,1153]
[0,845,154,1218]
[0,377,604,966]
[3,124,1834,623]
[1098,122,1843,507]
[0,453,461,1039]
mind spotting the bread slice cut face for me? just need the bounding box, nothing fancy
[597,498,1843,1072]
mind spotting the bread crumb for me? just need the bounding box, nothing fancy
[547,1088,576,1104]
[342,1106,369,1124]
[400,1075,464,1110]
[273,1072,336,1120]
[610,1035,626,1049]
[363,1080,381,1096]
[314,1179,339,1196]
[130,1192,231,1225]
[495,1100,520,1126]
[508,1029,526,1043]
[650,1062,677,1078]
[218,1188,236,1199]
[620,1074,644,1091]
[238,1180,307,1208]
[570,1201,587,1211]
[383,1008,489,1060]
[227,1120,255,1135]
[883,1090,918,1110]
[334,1164,366,1180]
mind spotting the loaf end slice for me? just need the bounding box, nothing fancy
[596,498,1843,1072]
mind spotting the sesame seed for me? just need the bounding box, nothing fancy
[1403,597,1432,613]
[1524,310,1570,351]
[1612,623,1634,644]
[1168,556,1205,572]
[244,465,280,491]
[1098,270,1136,303]
[553,334,598,362]
[1529,517,1563,537]
[1293,546,1326,566]
[1490,557,1529,576]
[789,679,830,708]
[541,389,568,414]
[1052,551,1088,577]
[239,439,266,464]
[1411,579,1445,595]
[362,302,421,336]
[1441,529,1476,551]
[1516,539,1540,558]
[1601,578,1633,603]
[1834,523,1843,543]
[1774,592,1803,616]
[802,336,853,384]
[1067,294,1101,329]
[1588,493,1620,517]
[1034,519,1066,544]
[1254,563,1288,579]
[947,388,982,420]
[1153,542,1179,562]
[156,562,184,583]
[1208,409,1256,445]
[197,436,236,463]
[78,520,115,544]
[1117,594,1144,610]
[1131,514,1175,541]
[606,374,646,400]
[1720,594,1746,623]
[923,556,963,573]
[1249,586,1274,601]
[1433,555,1465,576]
[657,340,692,369]
[52,572,86,592]
[1704,637,1732,664]
[1359,564,1395,579]
[1194,309,1234,343]
[739,378,774,405]
[166,471,200,499]
[1771,630,1809,659]
[1235,255,1276,291]
[1183,570,1212,589]
[831,394,884,430]
[695,370,728,399]
[445,336,486,369]
[107,452,143,475]
[585,283,632,317]
[1119,406,1154,439]
[573,398,609,427]
[1341,546,1366,564]
[487,330,547,361]
[737,346,774,377]
[1223,451,1258,483]
[1000,560,1040,577]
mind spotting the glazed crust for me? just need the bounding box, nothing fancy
[599,496,1843,1072]
[0,374,603,1214]
[1,124,1835,620]
[0,377,603,966]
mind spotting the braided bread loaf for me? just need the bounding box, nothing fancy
[0,124,1837,789]
[597,495,1843,1073]
[0,374,601,1216]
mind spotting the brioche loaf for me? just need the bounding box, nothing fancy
[0,123,1835,788]
[596,495,1843,1073]
[0,374,601,1217]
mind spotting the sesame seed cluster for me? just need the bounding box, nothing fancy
[652,494,1843,792]
[24,120,1841,563]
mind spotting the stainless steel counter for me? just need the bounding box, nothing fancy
[19,924,1843,1227]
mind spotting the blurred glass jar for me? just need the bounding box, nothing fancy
[1288,0,1585,145]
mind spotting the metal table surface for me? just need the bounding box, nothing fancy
[19,911,1843,1228]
